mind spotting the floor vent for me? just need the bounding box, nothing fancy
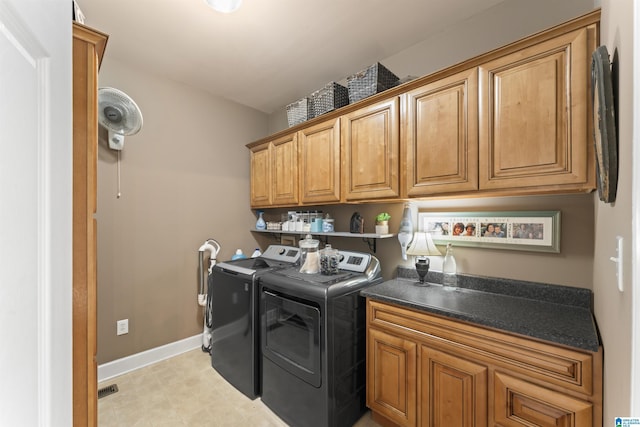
[97,384,118,399]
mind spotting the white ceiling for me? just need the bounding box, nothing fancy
[79,0,506,114]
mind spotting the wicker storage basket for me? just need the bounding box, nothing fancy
[286,97,314,127]
[347,62,399,103]
[311,82,349,117]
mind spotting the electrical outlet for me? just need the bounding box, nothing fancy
[117,319,129,336]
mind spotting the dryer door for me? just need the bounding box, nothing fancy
[261,288,321,387]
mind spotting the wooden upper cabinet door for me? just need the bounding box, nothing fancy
[249,142,271,207]
[367,328,418,427]
[271,132,299,206]
[478,26,594,191]
[342,97,400,201]
[421,346,487,427]
[404,68,479,197]
[299,117,341,204]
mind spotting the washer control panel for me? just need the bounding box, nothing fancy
[262,245,300,264]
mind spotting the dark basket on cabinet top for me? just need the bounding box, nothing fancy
[286,97,315,127]
[311,82,349,117]
[347,62,399,103]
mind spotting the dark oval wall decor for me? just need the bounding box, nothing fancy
[591,45,618,203]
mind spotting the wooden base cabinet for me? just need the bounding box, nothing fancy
[493,372,592,427]
[421,346,487,427]
[368,329,418,427]
[366,300,602,427]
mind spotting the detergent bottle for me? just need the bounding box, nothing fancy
[231,249,247,260]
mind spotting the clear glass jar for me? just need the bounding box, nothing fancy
[442,243,457,289]
[320,244,339,275]
[299,234,320,274]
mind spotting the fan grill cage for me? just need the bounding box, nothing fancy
[98,87,143,135]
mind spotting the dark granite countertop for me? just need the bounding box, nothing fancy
[360,274,600,352]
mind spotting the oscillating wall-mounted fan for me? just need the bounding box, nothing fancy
[98,87,143,150]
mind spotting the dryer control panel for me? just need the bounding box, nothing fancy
[337,251,371,273]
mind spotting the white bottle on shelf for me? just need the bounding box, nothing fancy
[442,243,457,289]
[251,248,262,258]
[255,211,266,230]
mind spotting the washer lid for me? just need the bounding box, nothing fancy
[216,257,271,275]
[215,245,300,276]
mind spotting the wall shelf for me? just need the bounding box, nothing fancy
[251,229,396,253]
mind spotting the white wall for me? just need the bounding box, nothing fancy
[633,0,640,415]
[96,58,268,363]
[593,0,635,421]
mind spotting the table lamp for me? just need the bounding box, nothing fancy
[406,232,442,286]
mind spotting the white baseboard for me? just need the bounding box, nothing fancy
[98,334,203,383]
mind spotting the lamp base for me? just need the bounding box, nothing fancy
[414,258,430,287]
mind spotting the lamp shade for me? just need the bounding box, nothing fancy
[205,0,242,13]
[406,232,442,256]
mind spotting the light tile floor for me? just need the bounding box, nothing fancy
[98,349,382,427]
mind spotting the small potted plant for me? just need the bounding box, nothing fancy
[375,212,391,235]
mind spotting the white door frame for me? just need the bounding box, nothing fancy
[0,1,72,425]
